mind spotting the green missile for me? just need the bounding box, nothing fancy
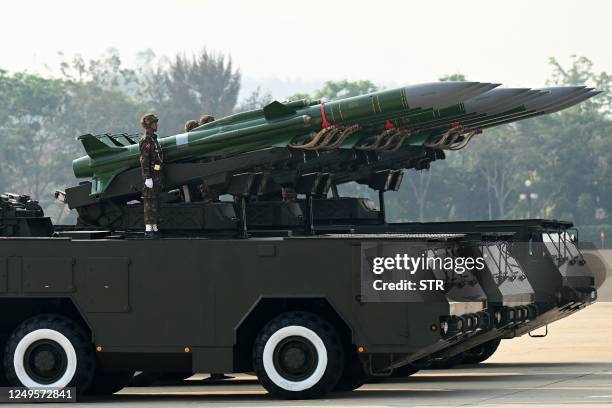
[73,82,490,195]
[343,88,544,148]
[408,87,595,147]
[346,86,594,150]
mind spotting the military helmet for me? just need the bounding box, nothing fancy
[184,120,199,132]
[140,113,159,129]
[199,115,215,125]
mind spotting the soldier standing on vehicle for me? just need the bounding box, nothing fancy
[139,113,164,239]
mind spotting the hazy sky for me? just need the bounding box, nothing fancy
[2,0,610,98]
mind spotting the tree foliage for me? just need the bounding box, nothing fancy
[235,87,273,112]
[141,50,241,135]
[439,73,467,82]
[286,80,378,102]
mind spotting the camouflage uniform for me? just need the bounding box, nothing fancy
[139,115,164,226]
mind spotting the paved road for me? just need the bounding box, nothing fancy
[58,361,612,407]
[37,302,612,407]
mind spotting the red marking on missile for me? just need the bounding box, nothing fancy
[384,120,395,130]
[320,102,331,128]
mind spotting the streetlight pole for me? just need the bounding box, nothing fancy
[520,180,538,219]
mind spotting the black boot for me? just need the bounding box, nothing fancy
[144,231,156,240]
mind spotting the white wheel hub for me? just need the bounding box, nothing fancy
[263,325,328,392]
[13,328,77,388]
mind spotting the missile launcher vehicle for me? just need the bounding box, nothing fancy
[0,81,605,399]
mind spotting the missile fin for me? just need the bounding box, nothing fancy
[90,171,120,196]
[263,101,297,120]
[78,134,125,159]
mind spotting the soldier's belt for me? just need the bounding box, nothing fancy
[153,164,161,171]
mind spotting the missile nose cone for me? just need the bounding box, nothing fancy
[479,83,503,93]
[525,86,590,111]
[542,89,601,114]
[403,82,491,110]
[464,88,531,113]
[454,83,501,102]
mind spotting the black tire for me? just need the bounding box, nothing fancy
[391,363,419,378]
[462,338,501,364]
[333,349,368,392]
[86,370,133,395]
[3,314,95,393]
[253,311,344,399]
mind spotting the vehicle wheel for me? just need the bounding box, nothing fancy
[391,363,419,378]
[462,338,501,364]
[86,370,133,395]
[3,314,95,392]
[333,349,368,392]
[253,311,344,399]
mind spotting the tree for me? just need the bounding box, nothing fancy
[464,125,536,219]
[0,53,148,223]
[313,80,378,100]
[547,56,612,114]
[404,170,433,222]
[142,49,241,135]
[439,73,467,82]
[235,87,273,112]
[59,49,141,95]
[0,72,66,200]
[286,80,378,102]
[516,56,612,224]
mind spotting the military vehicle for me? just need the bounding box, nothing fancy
[0,82,603,399]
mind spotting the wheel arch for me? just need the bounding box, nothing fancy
[0,297,93,350]
[233,296,353,372]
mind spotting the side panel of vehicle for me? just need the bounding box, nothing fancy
[0,238,446,374]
